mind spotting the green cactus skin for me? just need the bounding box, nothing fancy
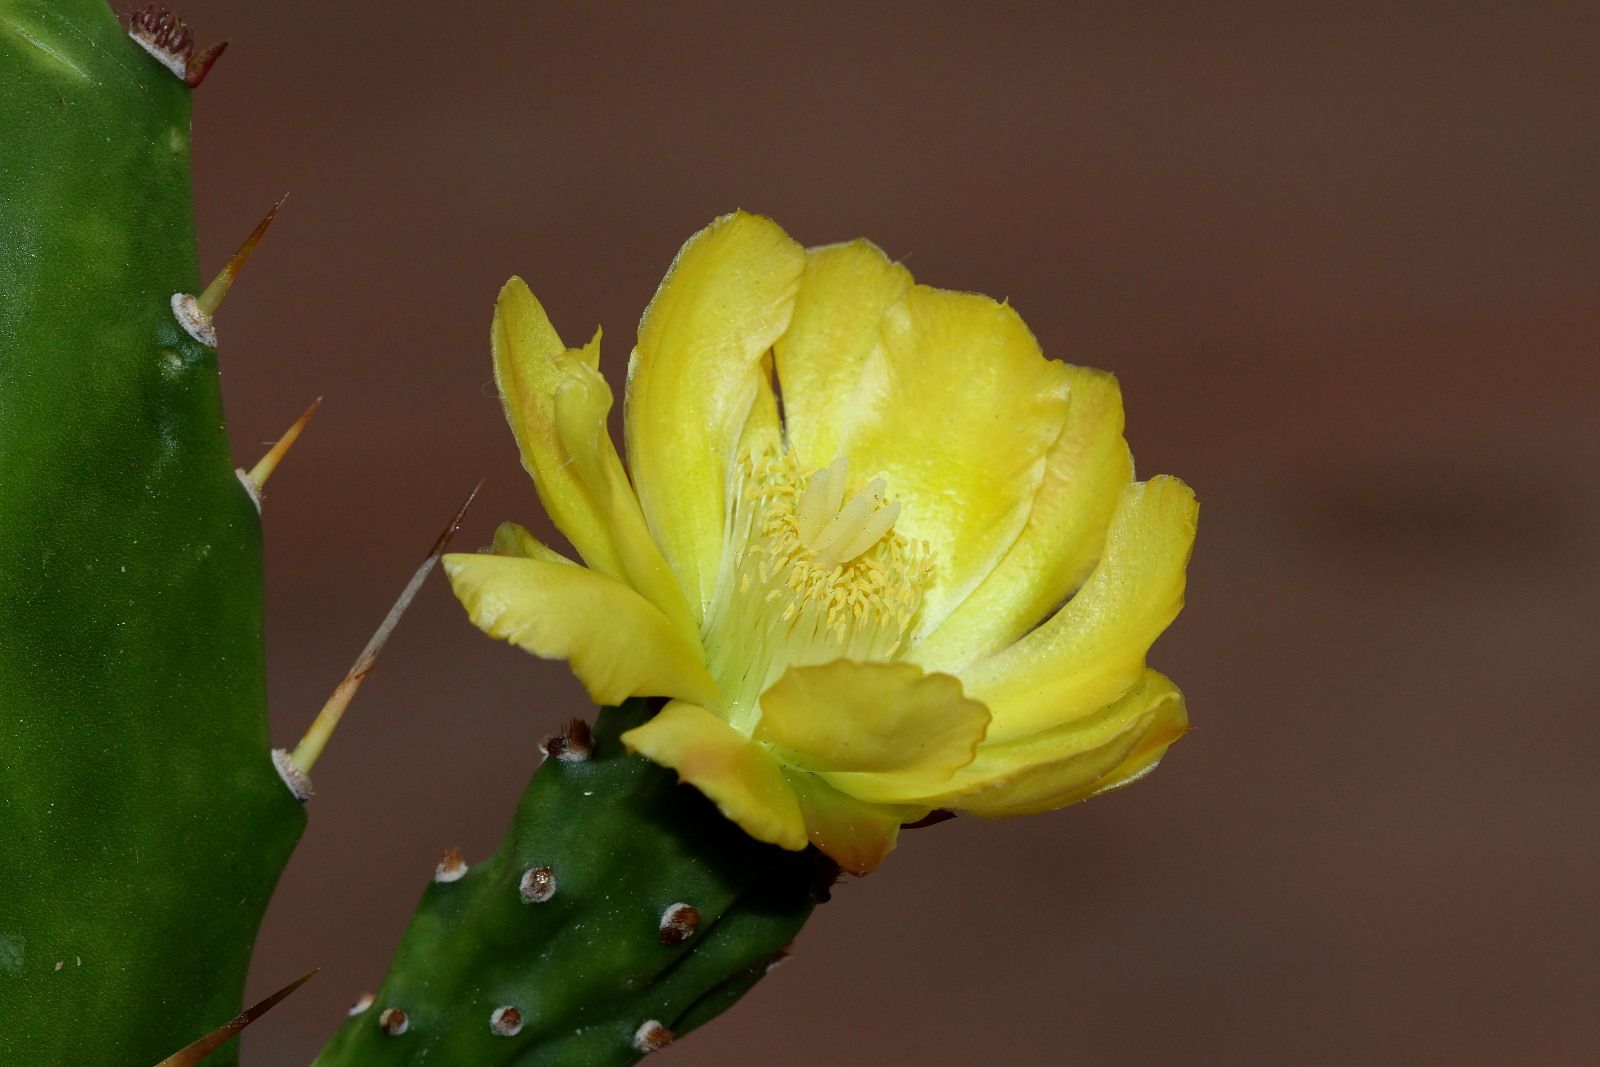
[0,1,304,1062]
[314,700,824,1067]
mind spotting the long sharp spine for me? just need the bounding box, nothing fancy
[281,482,482,785]
[238,396,322,508]
[172,194,288,346]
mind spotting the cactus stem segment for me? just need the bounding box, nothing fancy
[489,1006,524,1037]
[287,481,481,777]
[658,903,700,946]
[378,1009,410,1037]
[4,7,309,1056]
[312,701,821,1064]
[153,968,318,1067]
[632,1021,675,1054]
[518,865,557,904]
[242,396,323,501]
[434,847,468,883]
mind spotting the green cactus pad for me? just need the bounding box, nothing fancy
[0,1,304,1061]
[314,701,824,1066]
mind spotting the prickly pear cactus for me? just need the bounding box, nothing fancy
[0,1,303,1061]
[314,701,824,1066]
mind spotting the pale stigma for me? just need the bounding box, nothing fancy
[702,450,932,728]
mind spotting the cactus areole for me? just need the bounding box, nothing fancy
[0,1,303,1062]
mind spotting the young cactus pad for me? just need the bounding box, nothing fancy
[314,701,823,1066]
[0,1,304,1061]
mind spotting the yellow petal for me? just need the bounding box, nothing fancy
[916,670,1187,816]
[1080,700,1189,802]
[909,366,1133,673]
[771,239,913,467]
[755,660,988,780]
[625,212,806,618]
[737,351,783,457]
[963,476,1198,743]
[443,553,721,708]
[623,701,808,851]
[492,278,697,643]
[772,241,1071,636]
[782,770,917,876]
[492,278,608,566]
[489,521,575,565]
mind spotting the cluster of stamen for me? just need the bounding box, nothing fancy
[704,449,931,725]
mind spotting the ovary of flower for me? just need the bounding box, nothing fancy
[443,210,1196,874]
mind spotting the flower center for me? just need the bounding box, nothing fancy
[702,448,932,729]
[794,456,903,568]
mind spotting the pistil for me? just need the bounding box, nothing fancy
[702,449,932,728]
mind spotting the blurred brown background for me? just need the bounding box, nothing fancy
[171,1,1598,1062]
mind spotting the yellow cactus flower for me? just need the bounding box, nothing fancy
[444,212,1196,874]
